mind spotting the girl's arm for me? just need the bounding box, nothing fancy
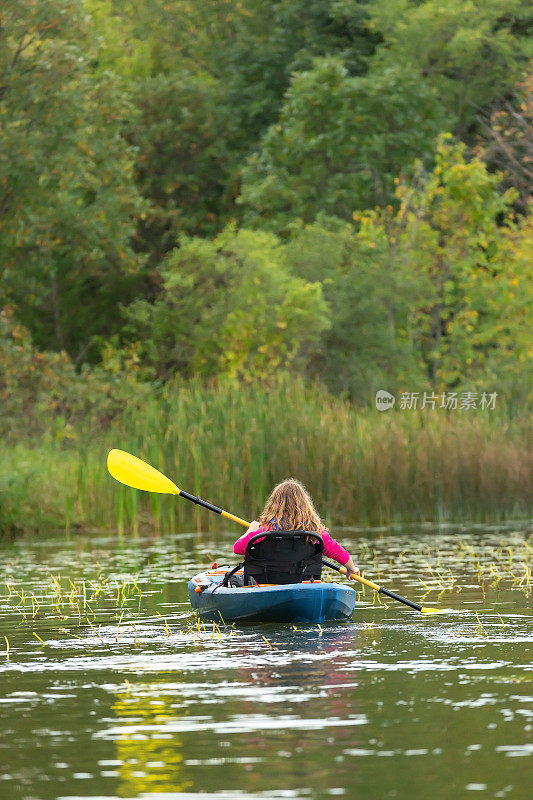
[233,521,262,555]
[321,531,359,576]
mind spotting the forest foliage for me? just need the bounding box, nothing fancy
[1,0,532,422]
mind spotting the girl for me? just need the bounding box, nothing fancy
[234,478,359,579]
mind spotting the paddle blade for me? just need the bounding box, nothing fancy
[420,607,445,614]
[107,449,180,495]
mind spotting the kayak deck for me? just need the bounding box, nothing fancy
[188,567,357,624]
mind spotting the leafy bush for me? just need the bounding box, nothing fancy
[0,307,151,442]
[124,226,330,380]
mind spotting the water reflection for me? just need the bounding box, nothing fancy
[0,523,530,800]
[112,682,192,796]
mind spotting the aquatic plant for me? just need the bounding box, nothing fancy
[1,378,531,534]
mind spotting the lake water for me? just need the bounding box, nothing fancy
[0,524,531,800]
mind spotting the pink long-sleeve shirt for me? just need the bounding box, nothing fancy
[233,524,350,566]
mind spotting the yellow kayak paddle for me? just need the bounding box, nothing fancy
[107,449,248,527]
[107,449,442,615]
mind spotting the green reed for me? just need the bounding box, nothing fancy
[1,377,531,534]
[107,377,531,530]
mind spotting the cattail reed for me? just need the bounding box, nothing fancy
[1,378,531,534]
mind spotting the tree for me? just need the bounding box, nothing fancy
[0,306,151,440]
[218,0,382,142]
[87,1,381,136]
[124,226,330,381]
[239,57,445,232]
[0,0,145,361]
[126,71,240,266]
[478,211,533,406]
[369,0,532,137]
[284,219,424,399]
[283,137,532,402]
[82,0,155,77]
[390,136,532,392]
[479,72,533,216]
[86,1,384,257]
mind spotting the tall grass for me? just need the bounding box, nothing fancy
[1,378,531,534]
[0,445,80,534]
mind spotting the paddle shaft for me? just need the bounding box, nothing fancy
[178,489,249,528]
[322,558,423,612]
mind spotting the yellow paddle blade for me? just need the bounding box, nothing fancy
[107,449,180,495]
[421,607,445,614]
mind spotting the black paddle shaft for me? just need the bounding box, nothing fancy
[378,587,422,611]
[179,489,223,516]
[323,558,423,612]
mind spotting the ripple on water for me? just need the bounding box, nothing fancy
[0,524,531,800]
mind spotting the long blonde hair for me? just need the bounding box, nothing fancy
[259,479,324,532]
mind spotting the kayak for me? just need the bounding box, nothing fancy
[188,566,357,624]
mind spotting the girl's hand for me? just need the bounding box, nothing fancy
[344,556,359,579]
[236,520,260,541]
[246,520,261,533]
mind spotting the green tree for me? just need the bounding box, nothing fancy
[88,1,380,134]
[369,0,532,136]
[85,1,383,259]
[284,219,423,399]
[82,0,155,76]
[239,57,445,232]
[126,71,240,265]
[218,0,381,142]
[124,226,330,381]
[390,137,532,392]
[0,0,145,361]
[284,137,532,402]
[491,212,533,408]
[0,306,151,441]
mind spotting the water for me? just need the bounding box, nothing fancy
[0,524,531,800]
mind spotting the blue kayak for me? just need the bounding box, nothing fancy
[188,567,357,624]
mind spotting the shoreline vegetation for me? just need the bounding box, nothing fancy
[1,4,532,537]
[1,379,531,536]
